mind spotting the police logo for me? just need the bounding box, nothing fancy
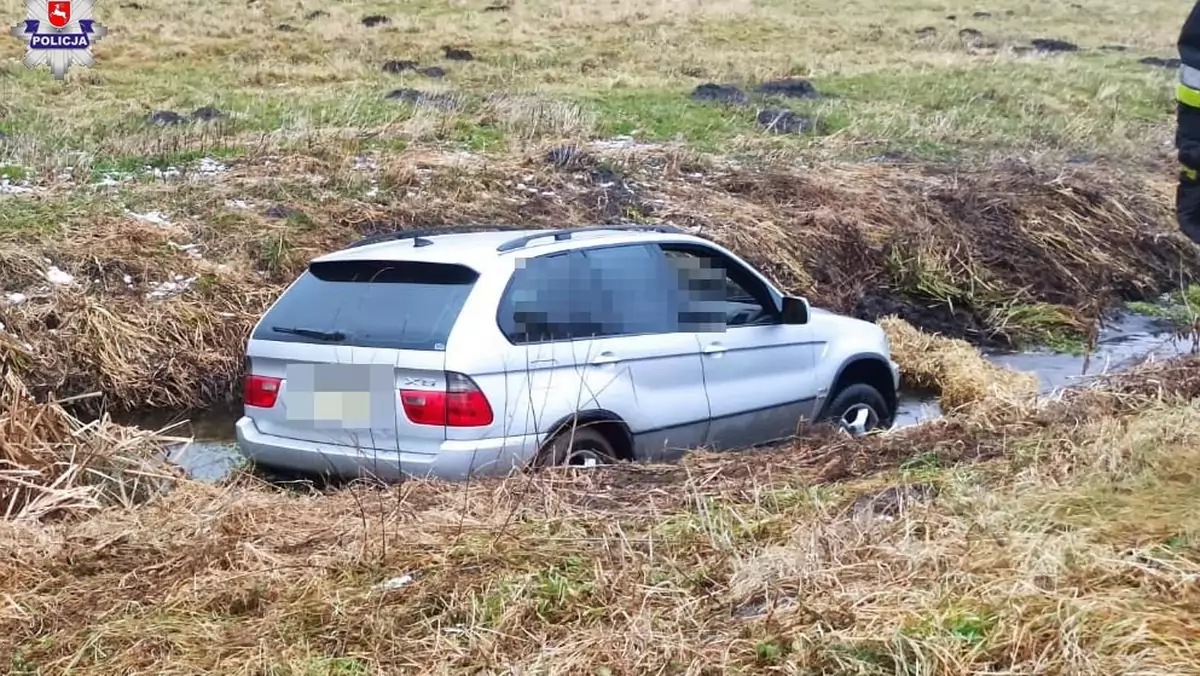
[9,0,108,80]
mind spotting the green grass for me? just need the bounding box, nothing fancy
[1127,285,1200,329]
[0,0,1186,168]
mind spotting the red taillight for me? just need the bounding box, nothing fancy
[244,374,282,408]
[400,372,493,427]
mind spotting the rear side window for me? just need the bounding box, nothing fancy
[253,260,478,351]
[496,244,683,344]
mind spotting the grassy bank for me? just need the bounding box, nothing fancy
[1,0,1198,415]
[0,156,1196,414]
[2,353,1199,674]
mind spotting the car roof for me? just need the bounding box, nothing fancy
[310,226,713,269]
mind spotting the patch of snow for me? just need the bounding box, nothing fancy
[127,210,172,227]
[168,241,203,259]
[6,292,27,305]
[373,573,415,592]
[226,199,252,210]
[146,275,198,300]
[148,166,182,179]
[588,135,661,152]
[197,157,229,174]
[0,178,32,195]
[94,173,132,187]
[353,155,380,171]
[45,266,74,286]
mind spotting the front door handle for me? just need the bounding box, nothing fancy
[590,351,620,366]
[703,342,727,355]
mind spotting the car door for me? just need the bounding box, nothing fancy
[657,242,821,451]
[496,245,711,462]
[577,243,711,461]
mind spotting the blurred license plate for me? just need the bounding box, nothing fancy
[285,364,393,428]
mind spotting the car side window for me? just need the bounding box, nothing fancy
[580,244,681,336]
[497,244,682,344]
[497,251,582,344]
[658,244,781,328]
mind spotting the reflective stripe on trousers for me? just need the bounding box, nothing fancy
[1180,64,1200,108]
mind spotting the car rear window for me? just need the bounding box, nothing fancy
[252,259,479,351]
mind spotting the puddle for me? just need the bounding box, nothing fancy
[128,313,1192,483]
[986,313,1192,392]
[892,313,1194,427]
[112,409,246,483]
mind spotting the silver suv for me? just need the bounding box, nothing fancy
[236,225,900,481]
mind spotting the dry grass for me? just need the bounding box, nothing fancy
[1,154,1196,414]
[2,356,1199,674]
[0,364,181,522]
[881,315,1039,411]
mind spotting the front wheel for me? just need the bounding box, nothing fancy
[822,383,892,437]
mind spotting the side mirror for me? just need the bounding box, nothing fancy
[781,295,810,324]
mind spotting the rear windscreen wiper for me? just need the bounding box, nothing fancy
[271,326,346,342]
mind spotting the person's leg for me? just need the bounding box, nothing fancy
[1178,2,1200,243]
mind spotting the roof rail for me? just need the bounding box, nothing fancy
[346,225,507,250]
[495,224,685,253]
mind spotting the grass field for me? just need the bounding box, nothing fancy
[3,0,1200,673]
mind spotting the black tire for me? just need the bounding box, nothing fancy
[822,383,892,436]
[534,425,620,469]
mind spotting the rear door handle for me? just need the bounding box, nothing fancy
[703,342,727,355]
[590,351,620,366]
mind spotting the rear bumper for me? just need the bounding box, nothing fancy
[889,359,901,391]
[235,417,540,482]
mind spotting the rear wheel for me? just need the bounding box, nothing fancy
[535,426,620,469]
[822,383,892,437]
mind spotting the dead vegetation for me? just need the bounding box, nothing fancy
[1,155,1196,415]
[1,355,1199,674]
[880,315,1038,411]
[0,364,180,522]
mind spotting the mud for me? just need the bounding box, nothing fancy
[755,78,820,100]
[153,312,1192,485]
[691,83,749,105]
[384,89,460,110]
[442,46,475,61]
[383,60,419,73]
[191,106,223,121]
[1031,38,1079,53]
[144,110,186,126]
[757,109,819,135]
[264,204,300,220]
[1141,57,1182,69]
[144,108,222,126]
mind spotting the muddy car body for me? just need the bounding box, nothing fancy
[235,225,901,481]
